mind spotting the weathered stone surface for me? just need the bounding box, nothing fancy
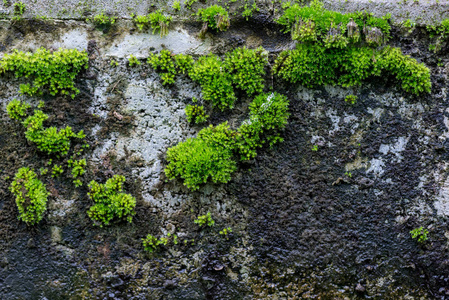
[0,2,449,299]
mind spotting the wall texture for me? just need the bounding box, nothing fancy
[0,1,449,299]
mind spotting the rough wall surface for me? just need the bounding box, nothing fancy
[0,1,449,299]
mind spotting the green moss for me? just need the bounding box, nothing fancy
[0,48,88,98]
[172,0,181,11]
[194,212,215,227]
[22,110,85,156]
[131,11,172,37]
[91,12,116,27]
[165,122,238,191]
[142,233,178,253]
[131,14,149,30]
[10,167,49,225]
[51,164,63,178]
[6,99,30,120]
[12,1,25,21]
[237,92,290,160]
[242,1,259,20]
[68,158,86,187]
[185,104,209,124]
[87,175,136,227]
[345,95,357,105]
[224,46,268,96]
[165,92,290,190]
[147,51,194,86]
[197,5,230,35]
[410,226,429,243]
[150,47,269,110]
[277,0,391,46]
[185,0,198,10]
[273,44,431,95]
[189,54,236,110]
[378,46,432,95]
[219,227,232,239]
[128,55,141,67]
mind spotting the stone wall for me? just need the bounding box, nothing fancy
[0,1,448,299]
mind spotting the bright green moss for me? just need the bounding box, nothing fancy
[224,46,268,96]
[150,47,269,109]
[128,54,141,67]
[165,92,290,190]
[92,12,116,27]
[185,0,198,10]
[1,48,88,98]
[10,167,49,225]
[185,104,209,124]
[142,233,177,253]
[189,54,236,110]
[277,0,390,46]
[194,212,215,227]
[148,10,172,37]
[147,50,194,85]
[12,1,25,21]
[378,46,431,95]
[410,226,429,243]
[51,164,63,178]
[237,92,290,160]
[273,44,431,95]
[345,95,357,105]
[6,99,30,120]
[87,175,136,227]
[132,14,149,31]
[197,5,230,35]
[68,158,86,187]
[22,110,85,156]
[132,11,172,37]
[148,50,177,85]
[165,122,238,191]
[172,0,181,11]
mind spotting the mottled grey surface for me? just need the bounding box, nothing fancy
[0,0,448,24]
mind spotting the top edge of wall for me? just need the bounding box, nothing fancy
[1,0,448,26]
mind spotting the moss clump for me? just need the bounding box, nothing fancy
[197,5,230,37]
[147,50,194,85]
[128,55,141,67]
[10,167,49,225]
[189,54,236,110]
[68,158,86,187]
[22,110,85,156]
[92,12,116,27]
[87,175,136,227]
[12,1,25,21]
[410,226,429,243]
[165,122,238,191]
[345,95,357,105]
[149,47,269,110]
[224,46,268,96]
[185,104,209,124]
[194,212,215,227]
[132,10,172,37]
[0,48,88,98]
[165,92,289,190]
[273,44,431,95]
[142,233,178,253]
[6,99,30,120]
[277,0,390,47]
[237,92,290,160]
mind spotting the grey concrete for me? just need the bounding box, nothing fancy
[2,0,449,25]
